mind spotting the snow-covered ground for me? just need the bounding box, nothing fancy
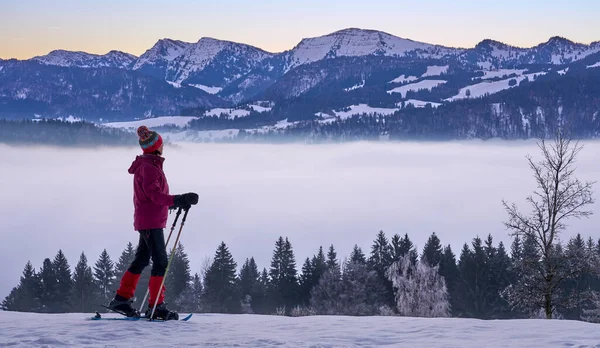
[205,107,251,118]
[102,116,199,129]
[344,80,365,91]
[474,69,528,80]
[587,61,600,69]
[421,65,449,77]
[389,74,418,84]
[445,72,546,101]
[1,312,599,347]
[386,80,447,98]
[188,83,223,94]
[333,104,399,119]
[401,99,442,108]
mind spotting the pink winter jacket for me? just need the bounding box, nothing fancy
[128,154,175,231]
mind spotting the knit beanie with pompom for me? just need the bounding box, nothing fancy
[137,125,163,154]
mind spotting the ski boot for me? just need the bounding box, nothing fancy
[145,302,179,321]
[107,295,141,318]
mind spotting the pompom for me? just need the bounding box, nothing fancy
[137,125,151,140]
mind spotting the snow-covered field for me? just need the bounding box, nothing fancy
[386,80,447,98]
[445,72,546,101]
[1,312,599,347]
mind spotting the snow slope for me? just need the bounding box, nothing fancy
[446,72,546,101]
[386,80,447,97]
[401,99,442,108]
[285,28,458,71]
[1,312,600,348]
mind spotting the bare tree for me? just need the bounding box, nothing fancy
[502,132,595,319]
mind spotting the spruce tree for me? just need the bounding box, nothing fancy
[489,241,512,318]
[201,242,239,313]
[299,257,314,306]
[93,249,115,305]
[349,245,366,264]
[421,232,443,267]
[238,257,262,313]
[398,234,418,265]
[340,257,387,315]
[71,252,97,313]
[2,261,40,312]
[112,242,135,295]
[310,268,344,315]
[326,244,340,276]
[53,250,73,312]
[165,243,192,308]
[368,231,394,307]
[439,244,459,315]
[391,234,402,263]
[176,273,203,313]
[37,258,58,313]
[268,237,299,314]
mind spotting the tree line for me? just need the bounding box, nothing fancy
[3,230,600,321]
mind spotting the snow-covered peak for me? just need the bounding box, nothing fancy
[32,49,137,69]
[533,36,600,64]
[284,28,459,71]
[167,37,273,84]
[132,38,192,70]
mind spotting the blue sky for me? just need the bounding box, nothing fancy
[1,0,599,58]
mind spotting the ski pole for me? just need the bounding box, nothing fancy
[149,207,190,320]
[138,207,182,312]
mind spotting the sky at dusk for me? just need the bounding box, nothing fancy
[1,0,600,60]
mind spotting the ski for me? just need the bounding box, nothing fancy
[89,311,193,322]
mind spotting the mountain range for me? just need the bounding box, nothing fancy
[1,28,600,139]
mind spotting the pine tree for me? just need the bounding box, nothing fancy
[391,234,402,263]
[562,234,595,320]
[53,250,73,312]
[165,243,192,309]
[268,237,299,314]
[398,234,418,265]
[71,252,97,313]
[421,232,443,267]
[310,268,344,315]
[111,241,149,310]
[112,242,135,295]
[37,258,58,313]
[340,257,388,316]
[299,257,314,306]
[349,245,366,264]
[238,257,262,313]
[490,241,513,318]
[454,238,494,318]
[201,242,239,313]
[93,249,115,305]
[386,254,450,317]
[438,244,459,315]
[176,273,203,313]
[368,231,394,307]
[326,245,340,275]
[1,261,40,312]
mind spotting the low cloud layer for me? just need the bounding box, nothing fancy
[1,140,599,300]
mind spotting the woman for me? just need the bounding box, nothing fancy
[108,126,198,320]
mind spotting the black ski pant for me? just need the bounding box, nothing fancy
[128,228,168,277]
